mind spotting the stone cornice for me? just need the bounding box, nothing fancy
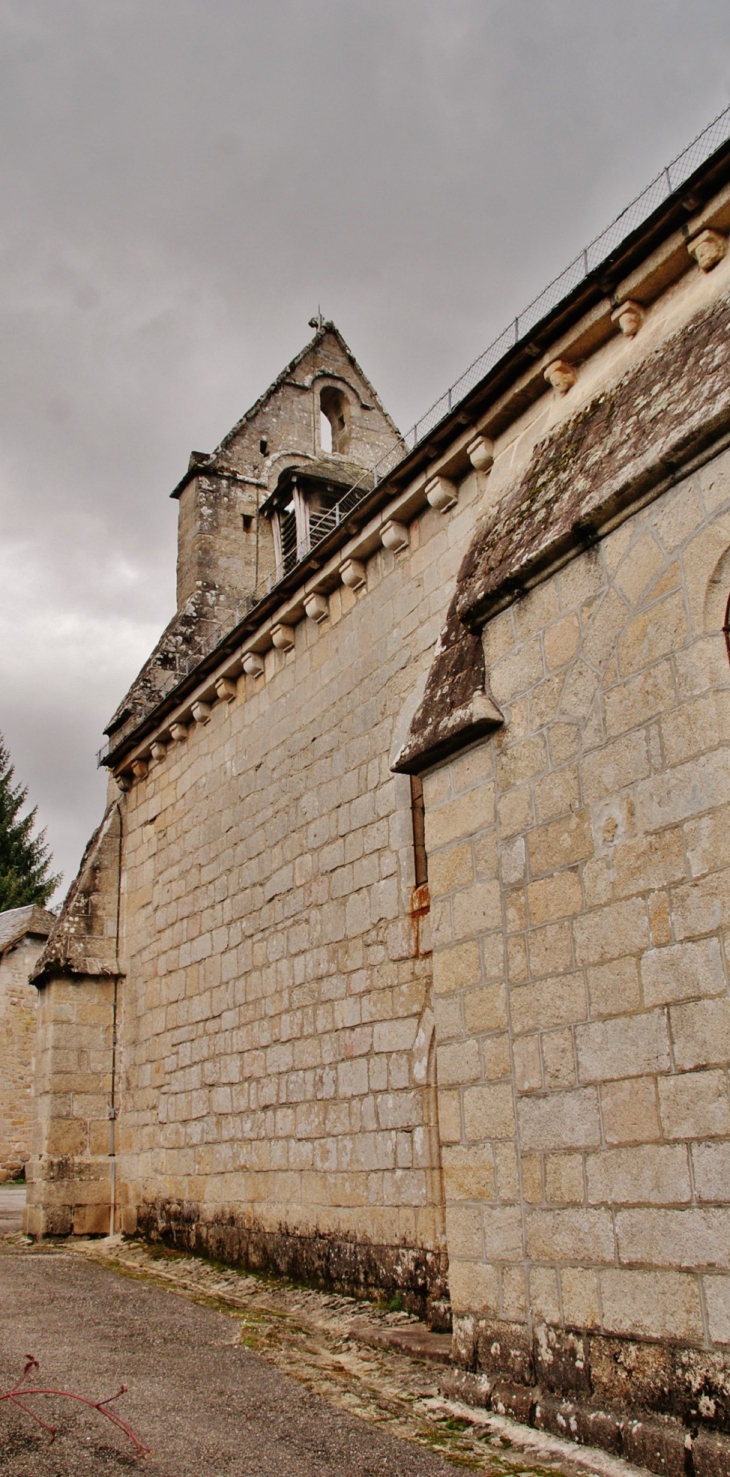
[395,290,730,776]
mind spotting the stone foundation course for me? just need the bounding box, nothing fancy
[136,1198,450,1320]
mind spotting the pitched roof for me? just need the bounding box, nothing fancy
[217,321,400,451]
[170,321,400,498]
[0,905,57,958]
[31,804,121,988]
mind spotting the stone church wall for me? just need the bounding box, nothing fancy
[25,142,730,1468]
[23,806,122,1238]
[425,446,730,1442]
[114,473,483,1309]
[25,976,116,1236]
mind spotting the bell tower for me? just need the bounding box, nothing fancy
[172,321,400,614]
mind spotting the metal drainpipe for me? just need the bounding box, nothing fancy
[108,978,118,1238]
[108,802,123,1238]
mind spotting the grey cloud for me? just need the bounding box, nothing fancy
[1,0,729,895]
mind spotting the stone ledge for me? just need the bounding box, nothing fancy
[31,804,122,988]
[445,1314,730,1477]
[350,1321,453,1364]
[392,602,503,775]
[439,1370,729,1477]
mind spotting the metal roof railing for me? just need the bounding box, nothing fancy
[401,102,730,456]
[261,100,730,559]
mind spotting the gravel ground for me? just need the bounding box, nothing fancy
[0,1248,463,1476]
[0,1235,645,1477]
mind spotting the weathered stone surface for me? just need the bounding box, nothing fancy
[31,803,122,985]
[24,147,730,1476]
[136,1198,448,1316]
[455,292,730,629]
[393,597,503,774]
[0,907,55,1174]
[453,1315,730,1472]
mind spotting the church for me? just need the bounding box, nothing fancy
[25,112,730,1472]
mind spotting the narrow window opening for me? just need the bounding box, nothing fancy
[319,385,350,454]
[279,498,298,573]
[320,410,333,454]
[724,592,730,666]
[410,774,428,888]
[259,436,268,455]
[242,513,253,532]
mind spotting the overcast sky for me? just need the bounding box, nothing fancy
[1,0,730,903]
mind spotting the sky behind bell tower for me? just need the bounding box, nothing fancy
[1,0,729,899]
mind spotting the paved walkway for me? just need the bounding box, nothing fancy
[0,1184,25,1235]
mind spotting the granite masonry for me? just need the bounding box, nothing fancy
[25,130,730,1472]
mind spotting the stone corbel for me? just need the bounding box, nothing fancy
[687,228,727,272]
[214,677,237,702]
[425,475,458,513]
[150,741,167,763]
[116,772,133,792]
[611,300,645,338]
[340,558,366,591]
[192,700,211,723]
[170,721,189,742]
[271,623,296,651]
[242,651,265,676]
[304,592,329,624]
[380,519,409,554]
[544,359,577,394]
[466,435,494,473]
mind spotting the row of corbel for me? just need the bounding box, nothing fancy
[543,227,727,395]
[117,450,487,789]
[117,218,728,789]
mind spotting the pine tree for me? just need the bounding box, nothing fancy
[0,734,60,911]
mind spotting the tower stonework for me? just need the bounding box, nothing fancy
[172,324,399,614]
[27,132,730,1472]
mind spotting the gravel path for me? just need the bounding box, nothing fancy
[0,1238,643,1477]
[0,1248,462,1476]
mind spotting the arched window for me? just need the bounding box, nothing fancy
[319,385,350,455]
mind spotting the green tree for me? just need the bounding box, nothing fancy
[0,734,60,910]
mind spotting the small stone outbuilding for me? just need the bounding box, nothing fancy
[26,113,730,1473]
[0,906,56,1178]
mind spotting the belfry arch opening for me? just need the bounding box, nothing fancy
[319,385,350,455]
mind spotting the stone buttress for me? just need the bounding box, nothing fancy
[25,803,122,1237]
